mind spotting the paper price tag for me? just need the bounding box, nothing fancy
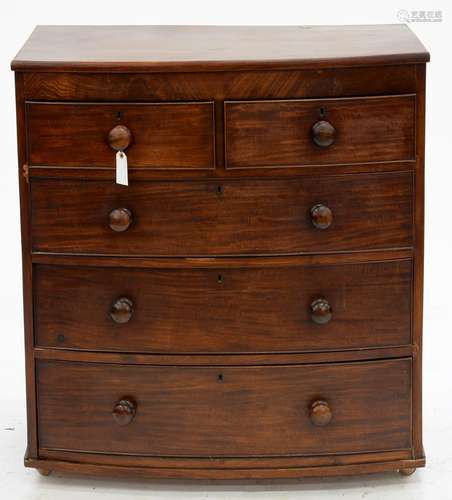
[116,151,128,186]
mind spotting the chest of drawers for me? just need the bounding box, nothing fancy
[12,25,429,479]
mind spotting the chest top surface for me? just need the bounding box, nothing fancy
[11,24,429,73]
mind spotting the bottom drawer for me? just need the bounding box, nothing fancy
[37,358,412,457]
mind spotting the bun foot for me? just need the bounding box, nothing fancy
[399,467,416,476]
[37,469,51,476]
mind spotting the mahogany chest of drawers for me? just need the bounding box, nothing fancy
[12,25,429,479]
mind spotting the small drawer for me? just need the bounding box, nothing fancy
[30,172,413,256]
[224,95,415,168]
[34,259,412,353]
[26,101,215,169]
[37,358,412,457]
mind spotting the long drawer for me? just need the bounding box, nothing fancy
[224,95,415,168]
[34,259,412,353]
[37,358,412,457]
[26,101,215,169]
[30,172,413,256]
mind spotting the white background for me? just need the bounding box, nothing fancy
[1,1,451,498]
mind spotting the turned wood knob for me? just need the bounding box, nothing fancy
[109,208,132,232]
[310,203,333,230]
[108,124,132,151]
[110,297,134,324]
[310,297,332,324]
[309,400,332,426]
[112,399,136,426]
[311,120,336,147]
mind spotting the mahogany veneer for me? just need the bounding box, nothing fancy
[30,173,413,255]
[12,25,428,480]
[37,359,412,456]
[27,102,215,169]
[224,95,415,168]
[34,260,412,353]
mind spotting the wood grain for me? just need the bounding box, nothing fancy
[15,73,39,458]
[30,248,414,269]
[27,102,215,169]
[30,172,413,256]
[12,25,428,479]
[24,454,425,479]
[34,259,412,353]
[412,63,426,459]
[37,358,412,456]
[12,25,429,72]
[36,447,413,470]
[23,66,417,103]
[33,345,415,366]
[225,95,415,168]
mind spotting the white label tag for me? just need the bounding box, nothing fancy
[116,151,128,186]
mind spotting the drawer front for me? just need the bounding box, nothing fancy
[225,95,415,168]
[31,173,413,255]
[26,102,215,169]
[37,359,412,456]
[34,260,412,353]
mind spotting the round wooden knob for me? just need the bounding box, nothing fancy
[311,120,336,147]
[309,400,332,427]
[108,125,132,151]
[310,204,333,230]
[110,297,134,324]
[112,399,136,426]
[310,298,332,324]
[109,208,132,232]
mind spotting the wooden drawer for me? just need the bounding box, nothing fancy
[30,172,413,256]
[26,102,215,169]
[37,359,412,457]
[34,259,412,353]
[224,95,415,168]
